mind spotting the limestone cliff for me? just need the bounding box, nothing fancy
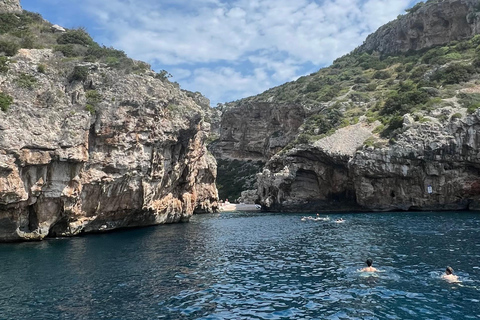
[0,34,218,240]
[0,0,21,13]
[209,102,304,201]
[258,110,480,212]
[211,102,305,160]
[217,0,480,211]
[358,0,480,55]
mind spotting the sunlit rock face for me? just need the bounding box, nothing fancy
[257,113,480,212]
[0,0,22,13]
[358,0,480,55]
[0,48,218,242]
[351,112,480,211]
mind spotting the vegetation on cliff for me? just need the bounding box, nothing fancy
[233,33,480,147]
[213,0,480,204]
[0,5,219,241]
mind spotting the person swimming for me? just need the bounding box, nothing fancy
[360,259,377,272]
[335,218,345,223]
[442,266,459,282]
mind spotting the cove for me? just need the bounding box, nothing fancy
[0,211,479,319]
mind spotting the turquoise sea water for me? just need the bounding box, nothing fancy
[0,212,479,319]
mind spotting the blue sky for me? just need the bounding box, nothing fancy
[21,0,421,106]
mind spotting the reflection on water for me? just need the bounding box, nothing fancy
[0,211,479,319]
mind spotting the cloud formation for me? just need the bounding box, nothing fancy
[25,0,421,105]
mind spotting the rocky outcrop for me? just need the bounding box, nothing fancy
[358,0,480,55]
[351,110,480,211]
[0,0,21,13]
[258,147,358,212]
[258,111,480,212]
[210,102,305,160]
[0,49,218,242]
[257,121,377,212]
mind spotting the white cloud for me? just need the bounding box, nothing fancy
[75,0,421,105]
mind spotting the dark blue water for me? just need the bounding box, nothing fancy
[0,212,479,320]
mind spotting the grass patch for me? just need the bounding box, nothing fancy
[15,73,37,89]
[0,92,13,111]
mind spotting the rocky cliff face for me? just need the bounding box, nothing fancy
[0,0,21,13]
[351,110,480,211]
[358,0,480,55]
[0,49,218,242]
[209,101,305,202]
[214,0,480,211]
[211,102,305,160]
[257,109,480,212]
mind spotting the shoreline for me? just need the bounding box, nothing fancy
[218,203,261,212]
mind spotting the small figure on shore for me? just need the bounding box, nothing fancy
[442,266,459,282]
[360,259,377,272]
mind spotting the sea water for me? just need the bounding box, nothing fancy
[0,212,479,319]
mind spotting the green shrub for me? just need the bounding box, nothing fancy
[86,45,126,60]
[432,63,475,84]
[467,103,480,114]
[0,56,9,73]
[318,86,341,102]
[372,124,385,134]
[54,44,79,57]
[366,83,377,91]
[86,90,102,105]
[15,73,37,89]
[409,65,429,80]
[85,104,95,115]
[37,64,46,73]
[380,116,404,138]
[0,92,13,111]
[57,29,94,46]
[451,113,462,120]
[69,66,89,82]
[0,12,38,34]
[354,76,370,84]
[0,40,19,56]
[373,70,391,79]
[105,56,120,67]
[363,136,375,147]
[296,133,313,144]
[357,53,388,70]
[381,89,429,115]
[473,57,480,70]
[348,92,370,102]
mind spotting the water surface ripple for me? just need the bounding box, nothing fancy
[0,212,479,319]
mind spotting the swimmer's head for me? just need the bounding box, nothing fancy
[366,259,373,267]
[446,266,454,275]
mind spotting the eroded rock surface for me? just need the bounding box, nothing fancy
[258,112,480,212]
[358,0,480,54]
[0,0,21,13]
[211,102,305,160]
[0,49,218,241]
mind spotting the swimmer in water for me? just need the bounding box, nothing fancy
[335,218,345,223]
[442,266,459,282]
[360,259,378,272]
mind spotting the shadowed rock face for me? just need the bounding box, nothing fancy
[358,0,480,55]
[258,147,359,212]
[211,102,305,160]
[0,0,21,13]
[0,49,218,242]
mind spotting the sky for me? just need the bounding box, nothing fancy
[21,0,422,106]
